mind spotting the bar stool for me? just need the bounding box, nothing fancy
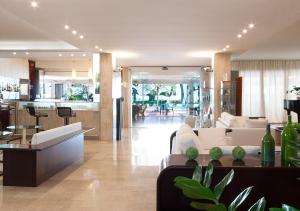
[26,106,48,133]
[56,107,76,125]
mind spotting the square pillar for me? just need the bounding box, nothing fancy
[100,53,113,141]
[213,53,231,122]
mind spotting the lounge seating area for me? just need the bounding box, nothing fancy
[171,114,268,155]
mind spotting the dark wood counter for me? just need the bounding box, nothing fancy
[157,154,300,211]
[0,130,86,187]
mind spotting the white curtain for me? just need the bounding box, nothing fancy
[233,60,300,123]
[262,61,286,123]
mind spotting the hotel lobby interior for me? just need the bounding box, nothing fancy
[0,0,300,211]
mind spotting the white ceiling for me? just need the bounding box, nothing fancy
[0,0,300,66]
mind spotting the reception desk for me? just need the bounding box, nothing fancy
[14,101,100,139]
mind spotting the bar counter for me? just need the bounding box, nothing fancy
[13,100,99,139]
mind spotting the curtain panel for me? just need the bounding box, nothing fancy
[232,60,300,123]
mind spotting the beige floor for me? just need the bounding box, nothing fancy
[0,116,184,211]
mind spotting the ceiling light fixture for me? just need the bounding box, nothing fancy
[222,48,226,51]
[248,23,255,29]
[242,29,248,34]
[12,52,16,55]
[58,53,62,57]
[95,45,99,49]
[79,35,84,39]
[237,34,242,38]
[72,30,77,35]
[82,53,86,57]
[64,25,70,30]
[30,1,38,8]
[71,54,74,57]
[25,52,29,55]
[226,45,230,49]
[99,48,103,52]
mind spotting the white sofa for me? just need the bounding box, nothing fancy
[171,124,266,155]
[216,112,268,129]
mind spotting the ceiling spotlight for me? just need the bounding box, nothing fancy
[248,23,255,29]
[242,29,248,34]
[99,48,103,52]
[82,53,86,57]
[71,54,74,57]
[58,53,62,57]
[12,52,16,55]
[237,34,242,38]
[222,48,226,51]
[72,30,77,35]
[226,45,230,49]
[25,52,29,55]
[30,1,38,8]
[64,25,70,30]
[95,45,99,49]
[79,35,84,39]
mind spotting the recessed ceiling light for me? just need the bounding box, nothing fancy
[237,34,242,38]
[95,45,99,49]
[248,23,255,29]
[71,54,74,57]
[226,45,230,49]
[12,52,16,55]
[82,53,86,57]
[79,35,84,39]
[222,48,226,51]
[72,30,77,35]
[64,25,70,30]
[30,1,38,8]
[242,29,248,34]
[58,53,62,57]
[99,48,103,52]
[25,52,29,55]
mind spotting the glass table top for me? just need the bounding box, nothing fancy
[7,125,40,130]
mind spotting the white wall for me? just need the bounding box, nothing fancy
[36,60,91,79]
[0,58,29,79]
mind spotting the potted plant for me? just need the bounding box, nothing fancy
[287,86,300,100]
[174,164,299,210]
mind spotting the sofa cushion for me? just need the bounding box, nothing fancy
[245,119,267,128]
[220,112,236,127]
[173,129,199,154]
[197,128,227,153]
[176,124,193,136]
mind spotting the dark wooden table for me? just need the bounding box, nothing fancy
[157,154,300,211]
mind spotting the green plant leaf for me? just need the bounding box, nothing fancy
[192,166,202,183]
[228,186,253,211]
[248,197,266,211]
[269,209,283,211]
[214,169,234,200]
[282,204,300,211]
[191,201,227,211]
[203,163,214,188]
[174,177,217,203]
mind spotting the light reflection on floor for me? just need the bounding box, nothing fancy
[0,116,185,211]
[130,116,185,166]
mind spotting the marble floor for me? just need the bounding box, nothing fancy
[0,116,185,211]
